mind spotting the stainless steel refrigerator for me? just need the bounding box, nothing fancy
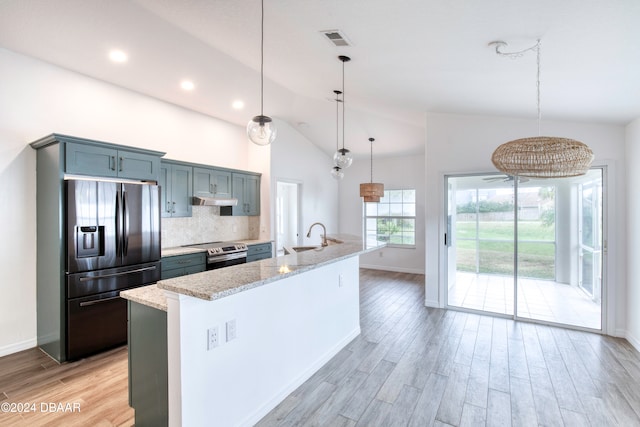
[65,179,160,360]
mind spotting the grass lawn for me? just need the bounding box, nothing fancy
[455,221,555,279]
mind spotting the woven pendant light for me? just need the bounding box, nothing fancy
[490,40,593,178]
[360,138,384,202]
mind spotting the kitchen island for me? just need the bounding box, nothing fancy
[121,234,382,427]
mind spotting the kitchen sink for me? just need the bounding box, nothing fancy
[292,245,321,252]
[282,238,343,255]
[283,245,323,254]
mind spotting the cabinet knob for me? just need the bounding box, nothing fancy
[119,157,123,172]
[110,156,116,171]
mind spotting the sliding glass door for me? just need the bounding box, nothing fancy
[446,169,604,331]
[446,174,515,316]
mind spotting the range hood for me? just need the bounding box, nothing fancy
[192,196,238,206]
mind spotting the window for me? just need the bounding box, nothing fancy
[365,189,416,247]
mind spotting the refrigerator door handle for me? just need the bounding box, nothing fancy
[79,296,121,307]
[115,189,123,258]
[123,191,129,256]
[78,265,158,282]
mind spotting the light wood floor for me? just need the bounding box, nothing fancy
[0,345,133,426]
[258,269,640,426]
[2,269,639,426]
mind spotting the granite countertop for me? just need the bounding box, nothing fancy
[160,239,273,258]
[235,239,274,246]
[121,284,168,311]
[122,234,383,310]
[161,246,207,257]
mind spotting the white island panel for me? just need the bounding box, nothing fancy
[166,256,360,427]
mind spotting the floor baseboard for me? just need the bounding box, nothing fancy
[0,338,37,358]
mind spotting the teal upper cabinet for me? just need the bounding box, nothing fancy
[221,172,260,216]
[193,167,232,198]
[64,140,162,181]
[243,174,260,216]
[65,143,119,177]
[160,161,193,218]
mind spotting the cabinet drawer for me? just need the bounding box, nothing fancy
[161,253,206,272]
[247,243,272,263]
[247,243,272,257]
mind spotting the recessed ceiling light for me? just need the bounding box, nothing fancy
[232,100,245,110]
[180,80,195,91]
[109,49,128,63]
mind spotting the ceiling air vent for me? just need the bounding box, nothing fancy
[320,30,351,47]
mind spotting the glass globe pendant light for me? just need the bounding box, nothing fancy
[330,90,344,180]
[331,166,344,180]
[333,55,353,168]
[247,0,276,146]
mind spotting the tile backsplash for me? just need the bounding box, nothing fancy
[161,206,260,248]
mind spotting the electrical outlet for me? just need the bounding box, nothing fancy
[226,319,237,342]
[338,274,344,287]
[207,326,219,350]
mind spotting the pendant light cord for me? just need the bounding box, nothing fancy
[260,0,264,116]
[335,92,340,152]
[341,59,346,151]
[536,39,541,136]
[369,138,375,183]
[491,39,542,137]
[370,141,373,183]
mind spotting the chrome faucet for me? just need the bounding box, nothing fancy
[306,222,328,247]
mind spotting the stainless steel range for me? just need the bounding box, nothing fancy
[185,241,248,270]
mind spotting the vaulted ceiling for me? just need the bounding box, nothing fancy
[1,0,639,159]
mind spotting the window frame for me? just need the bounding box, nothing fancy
[364,188,416,249]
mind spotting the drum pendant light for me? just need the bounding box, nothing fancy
[247,0,276,146]
[330,90,344,180]
[490,40,593,178]
[333,55,353,169]
[360,138,384,202]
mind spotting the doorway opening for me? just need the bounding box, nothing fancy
[275,180,301,256]
[445,168,604,331]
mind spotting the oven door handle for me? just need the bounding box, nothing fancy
[78,265,158,282]
[79,296,121,307]
[208,252,247,263]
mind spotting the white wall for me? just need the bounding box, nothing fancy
[625,118,640,348]
[270,120,339,246]
[425,113,627,336]
[0,48,263,356]
[340,154,426,274]
[166,257,360,426]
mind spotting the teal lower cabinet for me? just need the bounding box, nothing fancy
[128,301,168,427]
[247,242,272,263]
[161,252,206,279]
